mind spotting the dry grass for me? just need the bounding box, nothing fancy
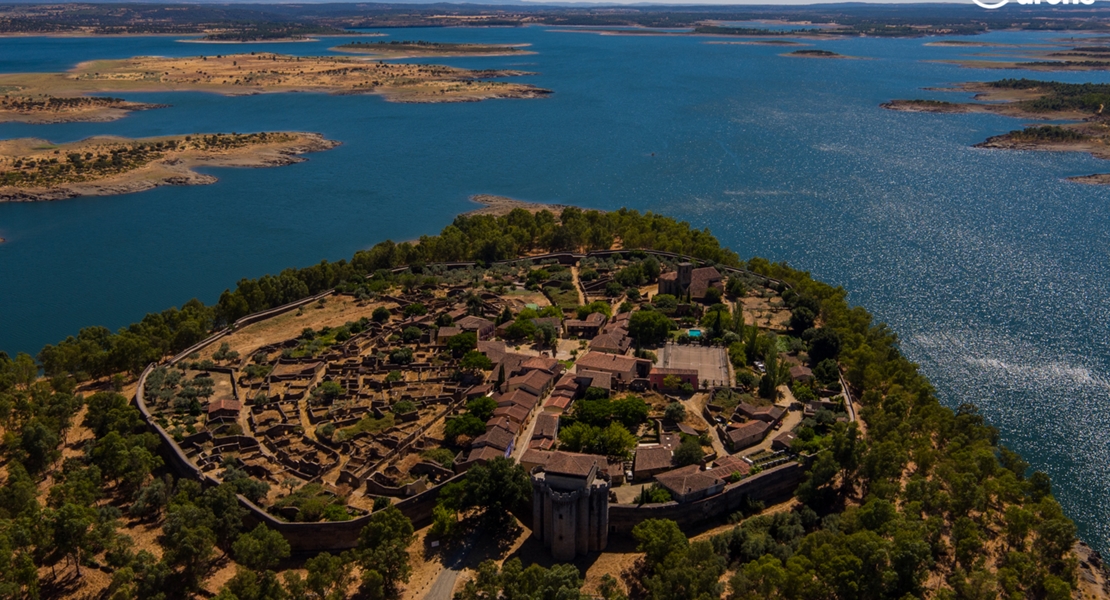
[0,53,549,105]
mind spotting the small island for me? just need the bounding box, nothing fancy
[0,95,165,124]
[885,78,1110,182]
[0,53,550,117]
[332,40,533,58]
[783,49,850,59]
[0,131,338,202]
[189,25,372,43]
[936,45,1110,72]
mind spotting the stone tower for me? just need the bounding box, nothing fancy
[677,262,693,293]
[530,451,610,561]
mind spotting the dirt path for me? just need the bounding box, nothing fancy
[570,266,586,306]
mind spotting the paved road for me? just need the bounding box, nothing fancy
[422,534,477,600]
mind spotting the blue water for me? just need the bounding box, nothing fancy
[1,27,1108,553]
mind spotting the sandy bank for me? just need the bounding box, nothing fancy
[0,52,551,110]
[0,97,166,124]
[462,194,585,217]
[0,132,339,202]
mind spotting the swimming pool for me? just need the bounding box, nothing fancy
[688,329,702,338]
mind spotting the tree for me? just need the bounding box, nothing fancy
[664,402,686,423]
[673,437,704,467]
[401,326,423,343]
[304,552,354,600]
[51,502,96,575]
[807,328,841,365]
[610,396,649,429]
[703,286,723,305]
[233,524,290,572]
[534,322,557,348]
[461,457,530,533]
[389,348,414,365]
[357,506,414,595]
[444,414,485,445]
[652,294,678,310]
[628,310,674,347]
[446,332,478,358]
[466,396,498,421]
[633,519,689,568]
[789,307,816,335]
[372,307,390,323]
[403,302,426,317]
[459,351,493,373]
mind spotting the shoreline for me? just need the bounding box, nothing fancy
[0,53,552,110]
[0,132,340,202]
[462,193,586,217]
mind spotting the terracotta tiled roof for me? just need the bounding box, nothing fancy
[207,399,241,413]
[473,426,515,451]
[533,413,559,440]
[655,465,723,496]
[634,446,674,474]
[544,451,600,478]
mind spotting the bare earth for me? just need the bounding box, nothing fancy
[0,131,339,202]
[0,52,551,112]
[463,194,579,217]
[881,83,1092,120]
[0,95,165,124]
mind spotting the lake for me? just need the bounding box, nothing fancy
[0,26,1107,553]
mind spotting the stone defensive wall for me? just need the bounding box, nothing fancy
[132,251,809,554]
[607,462,808,534]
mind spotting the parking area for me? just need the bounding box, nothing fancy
[656,343,730,388]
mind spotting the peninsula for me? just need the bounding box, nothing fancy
[333,40,533,58]
[0,94,166,124]
[0,53,550,118]
[0,131,338,202]
[884,78,1110,183]
[936,45,1110,72]
[7,206,1105,600]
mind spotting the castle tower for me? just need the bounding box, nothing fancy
[530,451,610,560]
[678,262,693,293]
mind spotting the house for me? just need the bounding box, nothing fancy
[457,315,496,340]
[544,390,576,414]
[477,340,508,364]
[493,404,531,426]
[607,460,626,486]
[575,369,612,394]
[575,352,651,384]
[657,263,724,301]
[789,365,815,384]
[722,420,771,452]
[736,402,786,424]
[772,430,798,452]
[654,465,726,503]
[708,454,751,479]
[472,425,516,453]
[564,313,607,338]
[649,367,699,390]
[633,445,674,481]
[507,369,555,398]
[520,449,554,473]
[496,389,540,412]
[435,326,463,346]
[207,398,241,421]
[533,412,559,441]
[461,446,506,470]
[589,331,632,355]
[521,356,562,376]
